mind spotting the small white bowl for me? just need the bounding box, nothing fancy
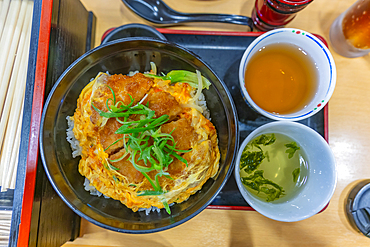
[234,121,337,222]
[239,28,336,121]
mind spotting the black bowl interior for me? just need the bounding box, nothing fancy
[40,38,238,233]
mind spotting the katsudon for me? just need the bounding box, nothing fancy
[67,67,220,214]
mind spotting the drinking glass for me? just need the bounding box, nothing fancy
[329,0,370,58]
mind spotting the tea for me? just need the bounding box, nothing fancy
[244,43,318,115]
[342,0,370,49]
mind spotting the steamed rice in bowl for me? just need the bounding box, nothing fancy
[66,63,220,214]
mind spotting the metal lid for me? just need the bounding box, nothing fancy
[346,179,370,237]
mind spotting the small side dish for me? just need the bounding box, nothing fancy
[234,121,336,222]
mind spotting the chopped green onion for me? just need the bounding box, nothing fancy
[144,70,211,90]
[162,199,171,214]
[104,137,123,152]
[93,84,193,214]
[137,190,165,196]
[112,175,119,183]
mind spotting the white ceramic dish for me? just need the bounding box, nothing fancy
[234,121,337,222]
[239,28,336,121]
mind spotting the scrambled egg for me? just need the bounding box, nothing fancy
[72,72,220,212]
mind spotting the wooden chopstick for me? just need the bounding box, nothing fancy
[0,0,33,191]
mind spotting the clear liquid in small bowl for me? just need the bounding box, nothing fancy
[239,133,308,203]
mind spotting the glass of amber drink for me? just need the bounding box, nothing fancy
[330,0,370,58]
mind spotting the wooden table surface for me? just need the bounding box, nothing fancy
[63,0,370,246]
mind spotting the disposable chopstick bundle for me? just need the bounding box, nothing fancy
[0,1,33,244]
[2,94,26,190]
[9,104,24,189]
[0,1,32,190]
[0,0,28,156]
[0,0,33,192]
[0,0,23,118]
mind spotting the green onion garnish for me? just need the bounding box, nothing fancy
[93,85,192,214]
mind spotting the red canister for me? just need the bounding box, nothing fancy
[252,0,313,31]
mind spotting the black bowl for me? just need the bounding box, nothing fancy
[40,37,238,233]
[101,23,167,44]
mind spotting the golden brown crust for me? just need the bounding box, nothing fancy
[72,72,220,212]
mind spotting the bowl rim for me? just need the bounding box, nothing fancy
[101,23,167,44]
[39,37,239,233]
[238,28,337,121]
[234,121,337,222]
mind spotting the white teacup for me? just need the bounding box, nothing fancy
[239,28,336,121]
[234,121,337,222]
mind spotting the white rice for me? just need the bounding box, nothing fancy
[128,70,139,76]
[83,178,109,198]
[195,92,210,120]
[66,117,108,199]
[138,205,161,214]
[138,202,175,215]
[66,116,82,158]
